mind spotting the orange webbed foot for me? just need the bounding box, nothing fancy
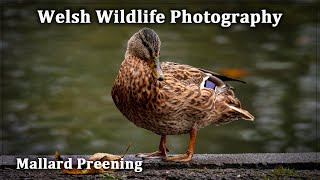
[136,150,167,159]
[163,127,197,162]
[163,153,193,162]
[136,135,168,159]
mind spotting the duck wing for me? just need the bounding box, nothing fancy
[160,61,245,88]
[159,61,254,127]
[198,68,246,84]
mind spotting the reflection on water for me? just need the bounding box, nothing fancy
[1,4,318,155]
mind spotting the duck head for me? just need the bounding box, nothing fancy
[125,28,164,81]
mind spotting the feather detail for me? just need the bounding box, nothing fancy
[200,73,211,89]
[199,68,246,84]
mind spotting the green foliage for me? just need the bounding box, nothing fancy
[264,166,298,179]
[101,173,121,180]
[271,166,297,176]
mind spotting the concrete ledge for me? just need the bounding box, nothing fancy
[1,153,319,179]
[1,153,319,170]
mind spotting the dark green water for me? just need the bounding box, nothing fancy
[1,3,318,155]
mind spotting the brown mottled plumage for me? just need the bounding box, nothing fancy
[111,28,254,162]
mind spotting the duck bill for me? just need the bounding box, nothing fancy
[151,57,164,81]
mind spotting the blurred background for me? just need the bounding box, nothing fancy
[1,2,318,155]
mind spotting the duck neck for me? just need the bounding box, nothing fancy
[124,55,158,90]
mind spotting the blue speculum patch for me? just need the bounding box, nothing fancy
[204,80,216,90]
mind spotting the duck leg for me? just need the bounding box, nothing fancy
[164,127,197,162]
[136,135,168,159]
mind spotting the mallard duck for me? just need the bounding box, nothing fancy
[111,28,254,162]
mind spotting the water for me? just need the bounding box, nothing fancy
[1,3,318,155]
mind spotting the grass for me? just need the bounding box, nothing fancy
[264,166,298,179]
[101,173,121,179]
[272,166,297,176]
